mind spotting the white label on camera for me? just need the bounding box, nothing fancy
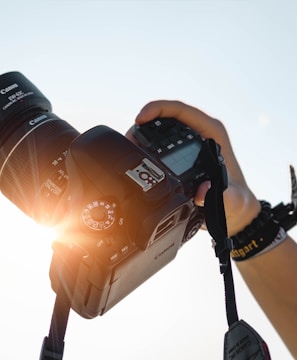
[2,89,34,111]
[0,83,18,94]
[125,158,165,192]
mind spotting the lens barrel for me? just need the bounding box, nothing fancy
[0,72,80,224]
[0,72,52,142]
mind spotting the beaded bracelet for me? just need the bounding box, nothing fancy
[230,200,288,261]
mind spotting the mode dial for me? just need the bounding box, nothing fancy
[82,200,116,231]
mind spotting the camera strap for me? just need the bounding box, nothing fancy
[39,287,70,360]
[200,139,271,360]
[39,244,83,360]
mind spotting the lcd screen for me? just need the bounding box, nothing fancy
[160,142,201,175]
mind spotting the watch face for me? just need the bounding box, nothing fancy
[160,142,201,176]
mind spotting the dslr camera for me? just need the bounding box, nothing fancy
[0,72,226,319]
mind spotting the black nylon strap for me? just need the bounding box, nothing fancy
[206,185,238,326]
[39,289,70,360]
[39,243,84,360]
[203,175,238,326]
[223,258,239,326]
[199,139,238,326]
[201,139,271,359]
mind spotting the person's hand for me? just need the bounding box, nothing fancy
[133,100,260,236]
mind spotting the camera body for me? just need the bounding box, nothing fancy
[0,72,225,320]
[50,119,207,318]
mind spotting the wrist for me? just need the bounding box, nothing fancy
[230,200,287,261]
[226,192,261,237]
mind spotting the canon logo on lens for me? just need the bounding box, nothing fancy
[29,114,48,126]
[0,83,19,95]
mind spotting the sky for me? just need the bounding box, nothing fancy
[1,1,297,359]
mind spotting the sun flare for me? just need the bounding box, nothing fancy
[3,197,59,245]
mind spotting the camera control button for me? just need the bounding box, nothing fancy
[166,143,175,151]
[120,244,129,255]
[109,251,119,263]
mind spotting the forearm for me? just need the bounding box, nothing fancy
[236,236,297,358]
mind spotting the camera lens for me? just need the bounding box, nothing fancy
[0,72,80,224]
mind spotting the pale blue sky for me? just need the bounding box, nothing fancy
[1,1,296,359]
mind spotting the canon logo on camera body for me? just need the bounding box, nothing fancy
[0,83,19,95]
